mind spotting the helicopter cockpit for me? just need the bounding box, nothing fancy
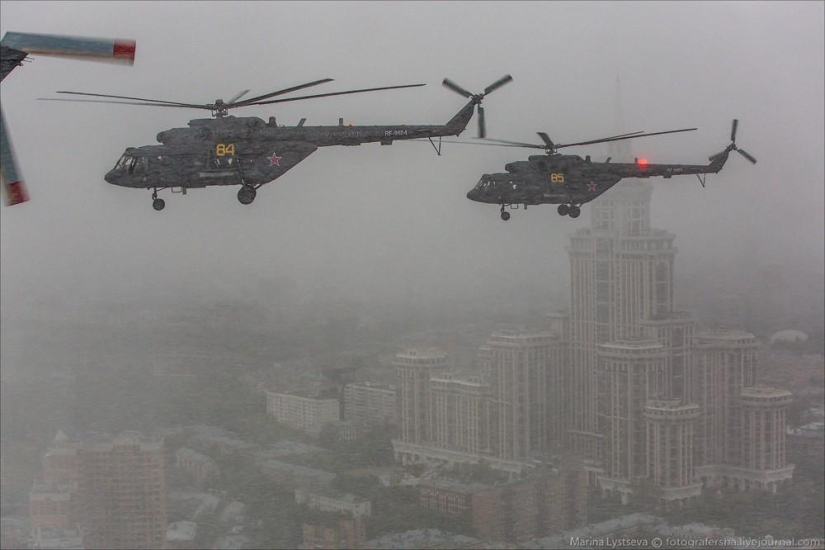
[113,152,148,174]
[467,175,509,202]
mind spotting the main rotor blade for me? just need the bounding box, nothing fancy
[39,98,205,108]
[411,139,541,149]
[442,78,472,98]
[555,127,697,150]
[474,137,546,148]
[731,119,739,143]
[471,130,647,150]
[736,148,757,164]
[537,132,555,149]
[227,89,250,104]
[231,78,334,106]
[238,83,425,107]
[483,74,513,96]
[478,106,486,139]
[55,90,205,108]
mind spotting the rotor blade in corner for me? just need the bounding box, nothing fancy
[231,78,334,106]
[55,91,205,108]
[240,83,426,107]
[0,106,30,206]
[1,32,136,65]
[731,119,739,143]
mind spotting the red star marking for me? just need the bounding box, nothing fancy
[587,182,597,192]
[267,153,282,166]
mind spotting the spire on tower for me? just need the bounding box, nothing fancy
[609,74,633,161]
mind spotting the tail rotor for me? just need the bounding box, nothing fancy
[710,119,757,164]
[442,74,512,138]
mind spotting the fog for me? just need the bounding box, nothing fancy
[2,3,824,548]
[1,1,823,328]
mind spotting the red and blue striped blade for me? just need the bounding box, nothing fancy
[0,105,29,206]
[1,32,135,64]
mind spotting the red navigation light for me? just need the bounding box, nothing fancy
[637,158,649,166]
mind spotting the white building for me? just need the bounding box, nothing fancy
[294,487,372,517]
[343,382,396,428]
[265,391,340,435]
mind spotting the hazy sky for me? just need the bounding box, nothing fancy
[1,1,823,315]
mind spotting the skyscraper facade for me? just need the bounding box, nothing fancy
[394,349,448,445]
[567,182,677,468]
[392,180,793,505]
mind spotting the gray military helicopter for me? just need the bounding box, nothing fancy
[461,119,755,220]
[42,75,512,210]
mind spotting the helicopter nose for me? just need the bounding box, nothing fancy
[104,169,119,185]
[466,188,479,201]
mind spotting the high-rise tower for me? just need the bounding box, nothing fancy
[644,399,703,504]
[394,349,448,445]
[485,328,566,461]
[566,181,677,462]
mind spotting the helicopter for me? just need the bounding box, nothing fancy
[461,119,756,220]
[41,75,512,210]
[1,31,136,206]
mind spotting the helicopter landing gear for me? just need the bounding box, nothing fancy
[237,186,256,205]
[499,205,511,221]
[557,203,581,218]
[151,190,165,211]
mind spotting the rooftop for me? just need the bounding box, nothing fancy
[364,528,481,550]
[740,385,793,399]
[175,447,215,464]
[167,521,197,542]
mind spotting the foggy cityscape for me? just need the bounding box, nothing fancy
[1,2,823,550]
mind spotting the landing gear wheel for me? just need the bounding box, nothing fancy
[501,211,511,221]
[238,186,257,205]
[568,206,581,218]
[557,204,570,216]
[152,198,166,211]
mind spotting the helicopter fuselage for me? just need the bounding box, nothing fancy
[466,152,730,207]
[104,104,476,190]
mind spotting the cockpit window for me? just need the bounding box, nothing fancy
[115,155,131,171]
[114,155,148,174]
